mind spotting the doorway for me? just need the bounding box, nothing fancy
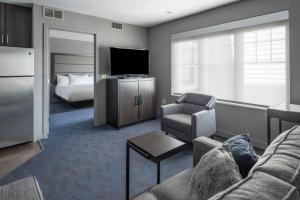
[43,25,97,137]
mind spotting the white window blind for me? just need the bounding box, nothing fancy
[173,41,198,92]
[172,22,288,106]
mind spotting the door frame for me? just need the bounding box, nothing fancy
[43,24,99,138]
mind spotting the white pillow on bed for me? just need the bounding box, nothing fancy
[69,74,93,85]
[57,75,69,86]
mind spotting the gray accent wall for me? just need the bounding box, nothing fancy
[33,4,148,141]
[148,0,299,148]
[49,38,94,55]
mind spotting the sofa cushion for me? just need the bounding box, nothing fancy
[190,145,242,200]
[151,168,195,200]
[162,114,192,134]
[224,134,258,178]
[209,172,300,200]
[0,176,44,200]
[131,192,157,200]
[249,126,300,190]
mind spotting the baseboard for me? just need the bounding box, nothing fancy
[216,129,267,150]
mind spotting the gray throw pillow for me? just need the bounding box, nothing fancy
[190,145,242,200]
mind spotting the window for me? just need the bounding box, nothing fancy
[173,41,198,92]
[172,22,288,106]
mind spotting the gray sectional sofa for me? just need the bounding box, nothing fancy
[132,126,300,200]
[0,176,44,200]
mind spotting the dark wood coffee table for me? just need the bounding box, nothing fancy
[126,131,186,200]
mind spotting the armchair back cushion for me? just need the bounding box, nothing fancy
[176,93,216,110]
[181,103,205,115]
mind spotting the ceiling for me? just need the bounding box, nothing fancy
[7,0,239,27]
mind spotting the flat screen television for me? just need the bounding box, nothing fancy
[110,47,149,75]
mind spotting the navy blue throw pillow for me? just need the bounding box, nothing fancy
[224,134,258,178]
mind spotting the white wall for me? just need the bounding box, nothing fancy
[149,0,300,149]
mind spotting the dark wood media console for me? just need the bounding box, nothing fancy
[106,77,155,128]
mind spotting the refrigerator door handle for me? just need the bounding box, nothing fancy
[1,34,3,44]
[6,34,8,44]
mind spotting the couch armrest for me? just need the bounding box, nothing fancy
[205,96,216,110]
[193,137,222,167]
[160,103,183,118]
[192,109,216,138]
[0,176,44,200]
[131,192,157,200]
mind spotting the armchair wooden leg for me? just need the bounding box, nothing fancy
[210,135,215,140]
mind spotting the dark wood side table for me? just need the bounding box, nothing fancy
[126,131,186,200]
[267,103,300,144]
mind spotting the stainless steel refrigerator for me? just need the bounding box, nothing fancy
[0,46,34,148]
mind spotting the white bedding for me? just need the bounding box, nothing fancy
[55,84,94,102]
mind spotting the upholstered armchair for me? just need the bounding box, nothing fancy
[160,93,216,142]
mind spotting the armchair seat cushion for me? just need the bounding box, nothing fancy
[162,114,192,134]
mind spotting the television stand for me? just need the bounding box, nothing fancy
[126,74,149,78]
[115,75,150,79]
[106,77,156,128]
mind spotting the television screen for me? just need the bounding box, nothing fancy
[110,47,149,75]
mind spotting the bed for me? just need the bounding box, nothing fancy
[55,82,94,102]
[51,53,94,107]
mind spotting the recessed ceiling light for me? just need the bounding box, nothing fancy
[165,11,172,14]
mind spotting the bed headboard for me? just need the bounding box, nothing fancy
[51,53,94,83]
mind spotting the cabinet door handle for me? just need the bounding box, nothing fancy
[6,34,8,44]
[1,34,3,44]
[134,96,139,106]
[139,95,142,105]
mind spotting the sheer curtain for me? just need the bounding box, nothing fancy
[171,22,288,106]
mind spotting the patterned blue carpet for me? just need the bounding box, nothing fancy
[0,108,192,200]
[50,101,78,114]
